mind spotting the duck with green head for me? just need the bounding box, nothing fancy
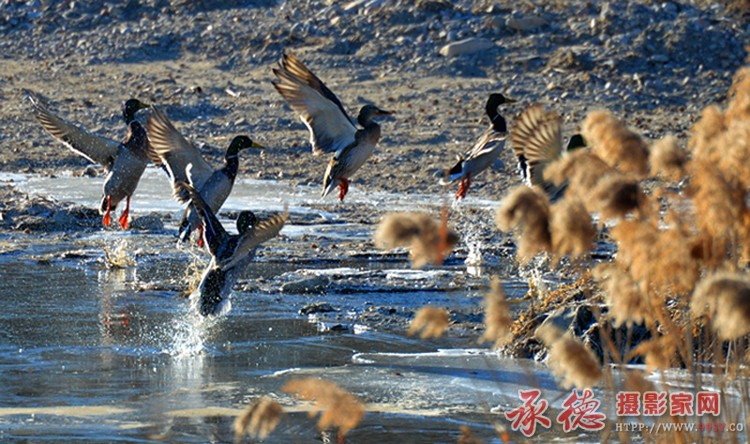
[441,93,515,199]
[28,93,150,228]
[510,104,587,200]
[146,105,264,246]
[178,181,287,316]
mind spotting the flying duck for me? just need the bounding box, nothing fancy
[510,104,586,199]
[179,181,287,316]
[28,94,150,228]
[271,51,392,201]
[146,105,264,244]
[441,93,515,199]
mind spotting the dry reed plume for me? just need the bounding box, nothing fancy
[488,65,750,443]
[691,272,750,340]
[458,426,484,444]
[609,219,698,296]
[687,161,740,246]
[281,378,365,436]
[630,336,677,371]
[234,397,284,441]
[549,198,595,259]
[535,324,602,389]
[593,263,655,328]
[726,66,750,122]
[582,110,649,177]
[496,186,551,262]
[688,105,726,163]
[588,173,642,220]
[649,135,687,181]
[543,149,614,197]
[409,306,450,339]
[480,279,513,348]
[374,212,458,268]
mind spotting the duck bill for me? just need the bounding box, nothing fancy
[251,141,265,149]
[376,109,393,116]
[504,97,517,104]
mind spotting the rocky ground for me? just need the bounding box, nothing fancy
[1,0,747,202]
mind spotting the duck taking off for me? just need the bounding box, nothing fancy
[271,51,392,201]
[440,93,515,199]
[179,181,287,316]
[146,105,264,245]
[510,104,586,199]
[28,94,150,228]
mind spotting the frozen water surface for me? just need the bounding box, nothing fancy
[0,172,730,443]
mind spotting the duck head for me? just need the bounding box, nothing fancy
[236,210,257,235]
[566,133,587,151]
[226,135,265,159]
[485,93,516,132]
[357,104,392,127]
[122,99,150,124]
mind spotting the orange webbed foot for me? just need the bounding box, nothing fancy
[118,197,131,229]
[102,196,112,227]
[455,175,471,200]
[196,225,205,248]
[337,178,350,202]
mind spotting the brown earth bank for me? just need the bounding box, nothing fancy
[1,0,747,202]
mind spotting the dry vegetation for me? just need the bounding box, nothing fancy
[242,62,750,444]
[484,64,750,442]
[369,63,750,442]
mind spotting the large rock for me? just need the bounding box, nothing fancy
[281,275,330,294]
[439,38,495,57]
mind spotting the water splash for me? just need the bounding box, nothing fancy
[463,225,485,277]
[167,309,215,357]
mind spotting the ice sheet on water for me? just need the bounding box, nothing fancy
[267,348,564,416]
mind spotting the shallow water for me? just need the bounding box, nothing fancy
[0,247,566,443]
[0,171,720,443]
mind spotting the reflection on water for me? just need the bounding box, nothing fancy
[0,172,613,442]
[0,245,576,443]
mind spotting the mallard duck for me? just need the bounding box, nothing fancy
[510,104,586,199]
[271,51,392,201]
[146,105,264,244]
[28,94,150,228]
[178,181,287,316]
[440,93,515,199]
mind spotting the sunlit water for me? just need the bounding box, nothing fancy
[0,171,732,443]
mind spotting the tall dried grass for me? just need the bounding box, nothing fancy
[649,135,687,181]
[496,186,551,262]
[549,198,595,259]
[409,306,450,339]
[481,65,750,442]
[535,324,602,390]
[374,212,458,268]
[234,397,283,441]
[480,279,513,348]
[281,378,365,436]
[582,110,649,177]
[692,272,750,340]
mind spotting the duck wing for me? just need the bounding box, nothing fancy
[147,106,215,203]
[272,51,357,156]
[28,94,119,171]
[177,180,229,257]
[510,105,563,186]
[220,210,287,270]
[466,126,507,160]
